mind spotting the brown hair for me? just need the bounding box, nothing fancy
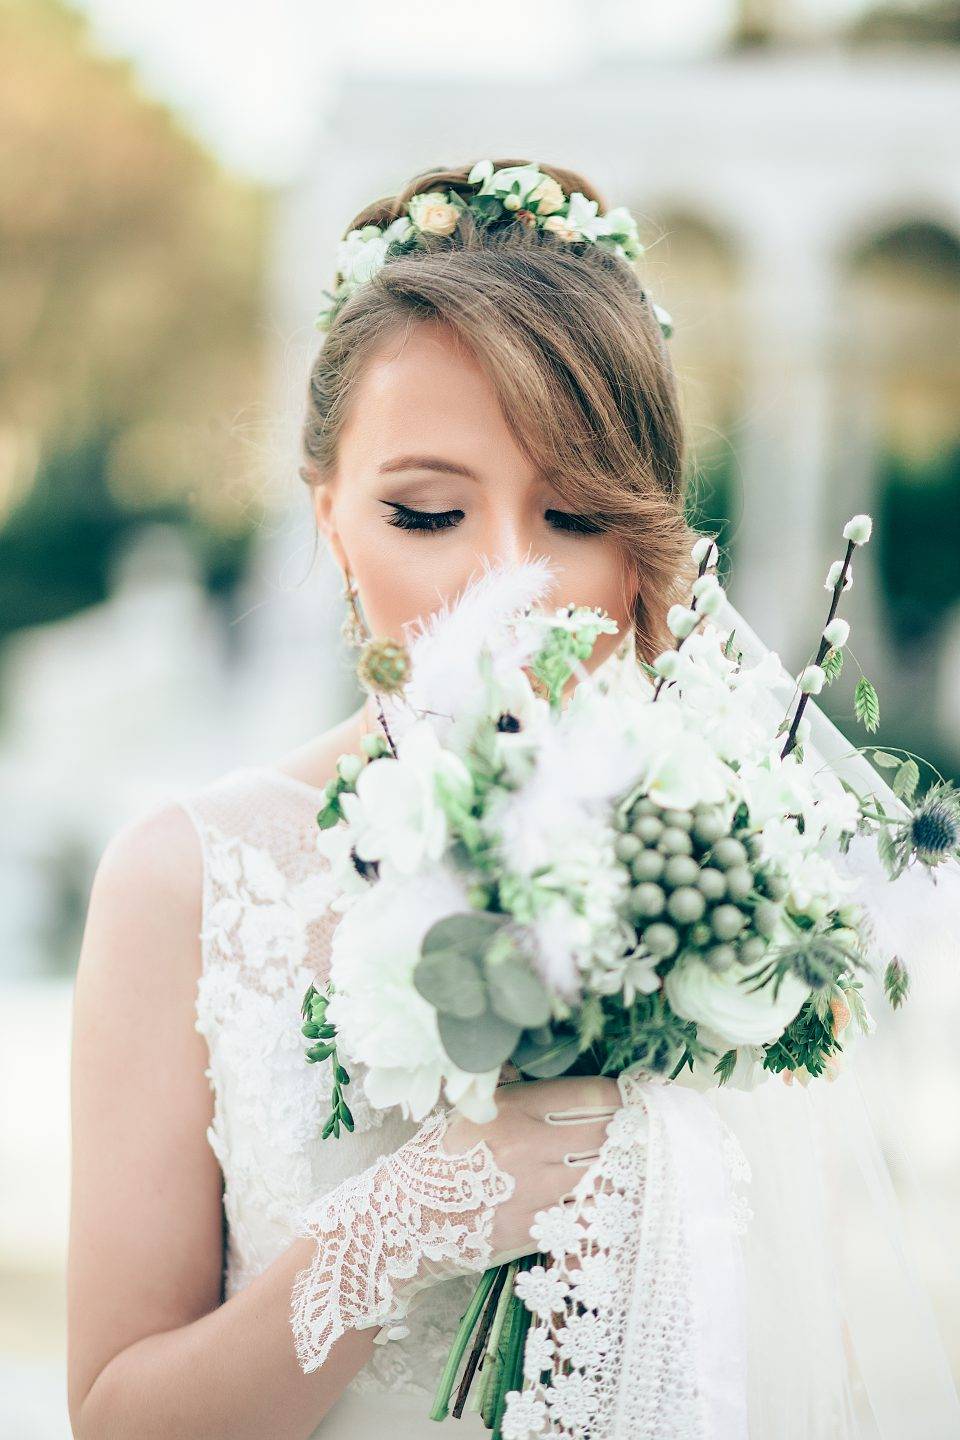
[300,157,697,662]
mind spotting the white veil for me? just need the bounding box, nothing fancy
[691,593,960,1438]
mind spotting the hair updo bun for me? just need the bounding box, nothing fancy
[301,157,696,661]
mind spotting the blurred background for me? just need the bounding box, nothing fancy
[2,0,958,1433]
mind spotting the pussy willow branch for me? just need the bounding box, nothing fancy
[650,548,714,704]
[780,537,855,760]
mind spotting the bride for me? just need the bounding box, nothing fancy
[66,158,959,1439]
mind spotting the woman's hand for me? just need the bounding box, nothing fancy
[443,1074,621,1261]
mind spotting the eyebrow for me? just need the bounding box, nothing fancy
[377,454,480,480]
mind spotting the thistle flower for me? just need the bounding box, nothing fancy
[356,637,411,696]
[890,779,960,875]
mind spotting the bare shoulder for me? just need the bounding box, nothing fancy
[270,705,368,791]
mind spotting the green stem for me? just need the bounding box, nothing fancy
[490,1262,535,1439]
[428,1266,498,1422]
[478,1262,518,1422]
[452,1264,508,1419]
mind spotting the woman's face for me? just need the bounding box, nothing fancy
[314,321,636,672]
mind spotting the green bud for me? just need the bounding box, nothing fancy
[691,809,726,847]
[643,922,679,958]
[705,943,737,972]
[737,934,767,964]
[710,904,746,941]
[663,855,700,889]
[336,752,363,785]
[662,808,693,831]
[724,866,754,902]
[301,1021,321,1039]
[759,870,790,901]
[634,815,664,845]
[307,1041,336,1063]
[710,837,749,870]
[753,900,781,938]
[659,827,694,856]
[630,883,666,919]
[689,921,713,948]
[667,887,707,925]
[631,849,665,882]
[615,833,643,863]
[696,867,727,902]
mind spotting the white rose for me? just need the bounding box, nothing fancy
[542,214,579,241]
[528,176,565,214]
[408,191,460,236]
[664,953,811,1047]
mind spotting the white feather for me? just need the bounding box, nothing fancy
[380,556,557,742]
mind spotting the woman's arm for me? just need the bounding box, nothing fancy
[67,801,620,1439]
[67,802,380,1440]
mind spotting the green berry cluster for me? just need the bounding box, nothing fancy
[614,797,787,973]
[301,983,353,1137]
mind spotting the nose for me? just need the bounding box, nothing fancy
[469,510,561,605]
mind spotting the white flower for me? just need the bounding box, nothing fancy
[467,159,494,185]
[408,190,460,236]
[568,1250,618,1309]
[336,751,363,784]
[799,664,826,694]
[528,175,565,214]
[556,1309,606,1367]
[340,720,470,875]
[501,1390,548,1440]
[515,1264,569,1319]
[825,560,853,592]
[843,513,873,545]
[544,1370,597,1429]
[583,1187,634,1247]
[667,603,698,639]
[522,1324,554,1382]
[823,618,850,648]
[664,953,811,1047]
[529,1205,586,1257]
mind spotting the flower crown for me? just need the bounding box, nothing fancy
[314,158,674,338]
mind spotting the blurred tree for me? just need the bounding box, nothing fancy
[0,0,272,639]
[877,443,960,648]
[849,1,960,44]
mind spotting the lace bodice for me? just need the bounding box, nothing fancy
[174,764,486,1412]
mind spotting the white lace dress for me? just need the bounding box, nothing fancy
[175,763,490,1437]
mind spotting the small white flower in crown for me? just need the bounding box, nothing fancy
[314,158,674,339]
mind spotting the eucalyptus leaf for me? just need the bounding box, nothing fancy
[438,1008,521,1073]
[511,1029,582,1079]
[485,954,551,1028]
[422,911,507,961]
[413,950,486,1020]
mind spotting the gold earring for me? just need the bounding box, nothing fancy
[341,566,371,649]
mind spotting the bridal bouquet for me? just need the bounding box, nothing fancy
[298,518,959,1434]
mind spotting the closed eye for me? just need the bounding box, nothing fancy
[381,502,463,532]
[544,508,605,535]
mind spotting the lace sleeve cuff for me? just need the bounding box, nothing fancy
[289,1109,515,1374]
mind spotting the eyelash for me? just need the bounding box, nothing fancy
[382,503,604,535]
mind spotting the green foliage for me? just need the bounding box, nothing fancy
[821,646,844,684]
[714,1048,739,1085]
[300,983,353,1139]
[854,676,881,733]
[884,956,910,1009]
[762,998,840,1077]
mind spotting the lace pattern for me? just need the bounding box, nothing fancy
[290,1108,515,1373]
[175,766,486,1399]
[502,1074,753,1440]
